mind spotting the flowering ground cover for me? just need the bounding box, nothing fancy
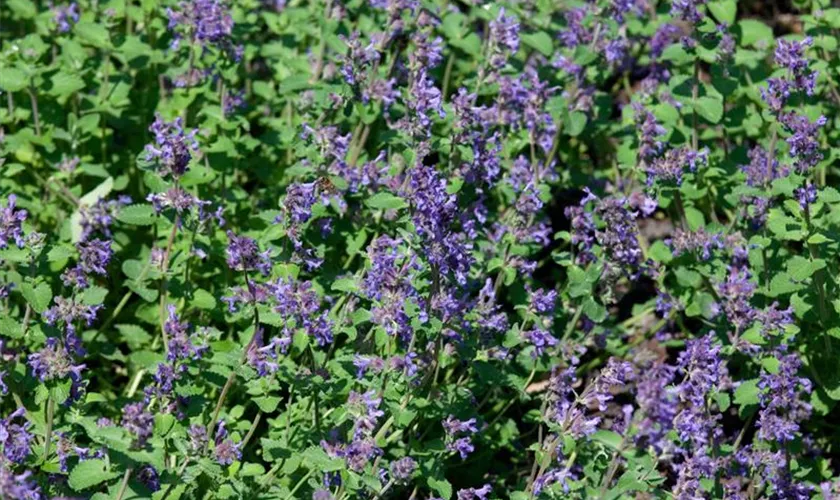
[1,0,840,498]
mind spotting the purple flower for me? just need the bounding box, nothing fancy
[144,114,199,178]
[646,147,708,186]
[780,112,827,173]
[650,24,682,58]
[594,195,647,276]
[456,484,492,500]
[443,416,478,459]
[213,421,241,465]
[148,188,208,215]
[282,182,317,226]
[77,238,113,276]
[44,296,103,340]
[222,89,246,115]
[488,8,519,68]
[79,196,132,241]
[338,32,382,87]
[559,8,591,48]
[633,103,666,161]
[312,489,333,500]
[522,328,558,358]
[740,146,788,187]
[399,68,445,136]
[188,424,209,452]
[533,467,575,496]
[674,334,729,447]
[165,306,208,364]
[583,358,634,412]
[410,31,444,69]
[322,436,381,472]
[0,195,27,249]
[795,183,817,209]
[167,0,233,47]
[122,402,154,446]
[757,353,811,443]
[348,391,384,438]
[672,451,715,499]
[53,3,79,33]
[402,163,473,285]
[565,190,597,264]
[605,38,627,65]
[759,302,794,335]
[137,465,161,492]
[390,456,417,482]
[667,228,724,260]
[0,408,33,464]
[775,37,817,94]
[222,282,271,312]
[390,352,420,379]
[0,464,42,499]
[529,288,557,315]
[760,77,794,113]
[247,333,288,376]
[671,0,706,23]
[28,338,85,383]
[443,416,478,435]
[716,266,757,330]
[352,355,384,379]
[634,361,677,452]
[225,231,272,276]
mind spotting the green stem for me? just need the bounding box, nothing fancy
[803,203,831,352]
[158,215,181,354]
[205,274,261,450]
[115,468,132,500]
[28,85,41,136]
[287,469,315,499]
[43,395,55,459]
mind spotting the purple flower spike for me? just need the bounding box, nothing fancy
[225,231,272,276]
[0,195,27,249]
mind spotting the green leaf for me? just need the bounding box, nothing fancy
[734,379,760,406]
[0,67,28,92]
[81,286,108,305]
[116,324,151,344]
[331,277,357,293]
[427,477,453,500]
[787,256,825,282]
[301,446,344,471]
[738,19,773,48]
[564,111,587,137]
[80,177,115,206]
[155,413,176,437]
[694,96,723,124]
[366,192,408,210]
[7,0,37,18]
[74,22,112,48]
[582,297,607,323]
[254,396,281,413]
[68,459,121,491]
[50,71,85,100]
[707,0,736,24]
[117,204,157,225]
[0,318,23,339]
[592,430,623,450]
[193,289,217,310]
[684,206,705,231]
[521,31,553,57]
[20,282,52,313]
[47,244,75,263]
